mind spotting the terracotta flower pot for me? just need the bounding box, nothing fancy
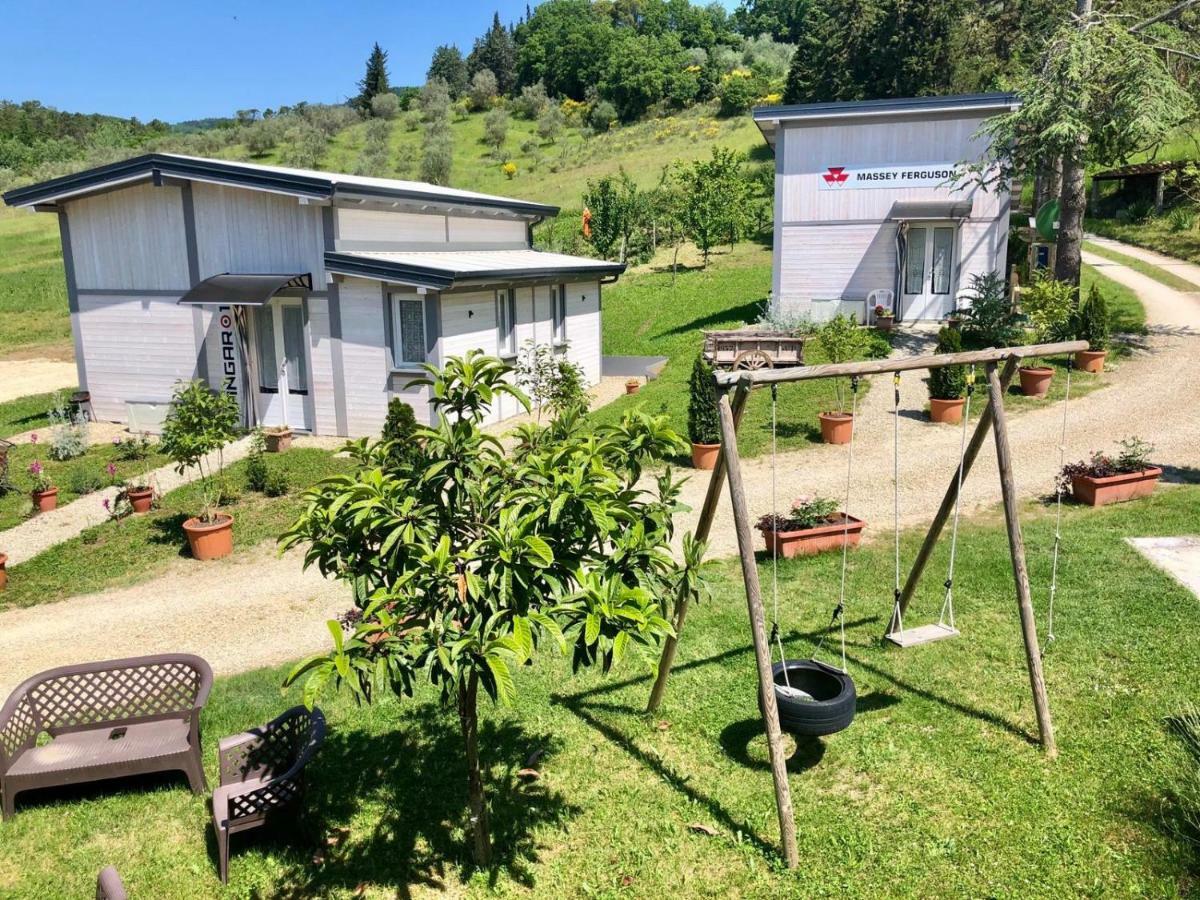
[929,397,966,424]
[1075,350,1107,374]
[0,553,7,592]
[31,487,58,513]
[818,412,854,445]
[691,442,720,470]
[625,380,640,395]
[875,316,894,332]
[1070,467,1162,507]
[127,487,154,514]
[183,513,234,561]
[264,428,293,453]
[758,514,866,558]
[1018,366,1054,398]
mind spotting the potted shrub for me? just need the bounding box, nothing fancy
[1074,283,1110,373]
[160,380,241,560]
[873,304,895,332]
[928,327,967,423]
[625,378,641,395]
[1018,360,1054,397]
[688,355,721,469]
[958,271,1022,349]
[1059,436,1161,506]
[816,315,867,444]
[28,460,57,512]
[263,426,293,453]
[756,495,865,558]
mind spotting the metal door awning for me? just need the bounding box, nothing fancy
[177,273,312,307]
[887,201,973,221]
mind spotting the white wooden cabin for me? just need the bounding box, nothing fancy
[3,154,623,435]
[754,93,1018,324]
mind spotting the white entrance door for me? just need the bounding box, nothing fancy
[900,224,957,321]
[252,300,311,431]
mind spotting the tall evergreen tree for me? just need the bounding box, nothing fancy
[428,45,469,99]
[354,43,391,114]
[468,13,518,94]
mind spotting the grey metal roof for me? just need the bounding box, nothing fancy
[177,272,313,307]
[752,93,1019,148]
[2,153,559,217]
[325,248,625,290]
[887,200,974,221]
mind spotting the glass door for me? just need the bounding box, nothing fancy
[900,224,957,321]
[253,300,311,431]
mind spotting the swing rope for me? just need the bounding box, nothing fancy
[816,376,859,674]
[1043,356,1073,655]
[768,383,792,688]
[889,372,905,636]
[939,364,977,630]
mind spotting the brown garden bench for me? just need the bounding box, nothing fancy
[0,654,212,819]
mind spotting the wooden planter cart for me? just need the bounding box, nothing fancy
[645,339,1086,869]
[702,330,806,371]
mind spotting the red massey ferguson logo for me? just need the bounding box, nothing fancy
[823,166,849,185]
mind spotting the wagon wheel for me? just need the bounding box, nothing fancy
[733,349,775,371]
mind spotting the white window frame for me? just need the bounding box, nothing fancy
[390,292,427,368]
[551,283,567,345]
[497,287,517,357]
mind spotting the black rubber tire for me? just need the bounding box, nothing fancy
[758,659,856,737]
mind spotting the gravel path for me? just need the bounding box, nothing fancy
[671,252,1200,560]
[0,359,77,404]
[1086,233,1200,295]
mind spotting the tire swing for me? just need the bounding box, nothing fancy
[760,381,857,738]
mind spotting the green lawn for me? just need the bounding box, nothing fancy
[1086,214,1200,270]
[0,207,71,359]
[2,485,1197,897]
[1083,240,1200,294]
[0,391,61,439]
[1081,262,1147,335]
[0,439,168,532]
[0,447,352,610]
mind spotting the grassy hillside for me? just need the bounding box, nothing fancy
[0,206,70,358]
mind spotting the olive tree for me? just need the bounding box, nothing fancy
[282,352,695,864]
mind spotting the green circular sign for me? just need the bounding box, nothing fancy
[1035,200,1060,241]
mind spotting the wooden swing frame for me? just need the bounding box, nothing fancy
[646,339,1087,868]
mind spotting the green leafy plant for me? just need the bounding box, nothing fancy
[958,272,1022,349]
[263,470,290,497]
[113,433,153,461]
[1057,436,1155,490]
[280,350,686,865]
[158,380,241,523]
[27,459,51,493]
[47,392,88,461]
[928,327,967,401]
[687,355,720,445]
[1022,274,1078,342]
[756,494,840,532]
[514,341,587,422]
[1076,283,1111,351]
[245,429,268,492]
[816,314,868,413]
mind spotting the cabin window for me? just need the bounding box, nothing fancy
[390,293,426,367]
[551,284,567,344]
[931,227,954,294]
[497,288,517,356]
[254,306,279,390]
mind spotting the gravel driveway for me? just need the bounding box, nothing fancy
[0,359,77,404]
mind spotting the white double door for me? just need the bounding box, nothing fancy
[252,299,311,431]
[900,223,957,321]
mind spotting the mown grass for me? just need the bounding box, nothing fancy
[1,485,1197,897]
[0,391,60,439]
[1086,215,1200,269]
[0,207,70,359]
[0,447,351,610]
[0,440,168,532]
[1083,240,1200,293]
[1081,262,1147,335]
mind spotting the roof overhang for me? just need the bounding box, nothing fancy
[752,92,1020,150]
[177,272,313,307]
[2,153,560,218]
[887,200,973,221]
[324,252,625,291]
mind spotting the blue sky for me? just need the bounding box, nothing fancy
[2,1,738,123]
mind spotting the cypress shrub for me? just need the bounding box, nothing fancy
[1077,283,1111,351]
[928,327,967,400]
[688,355,720,445]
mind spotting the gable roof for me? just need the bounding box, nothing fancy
[1,153,559,218]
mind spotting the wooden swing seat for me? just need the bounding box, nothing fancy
[885,622,959,648]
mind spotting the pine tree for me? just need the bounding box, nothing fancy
[354,43,391,114]
[468,13,517,95]
[428,45,469,99]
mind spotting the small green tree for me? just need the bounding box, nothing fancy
[582,169,648,264]
[1022,274,1077,342]
[467,69,498,111]
[958,271,1022,349]
[816,314,868,413]
[687,355,720,445]
[928,327,967,401]
[1076,282,1110,351]
[282,352,688,864]
[427,44,469,99]
[353,43,392,114]
[536,101,564,144]
[159,380,240,522]
[381,398,422,471]
[483,107,509,156]
[673,147,749,267]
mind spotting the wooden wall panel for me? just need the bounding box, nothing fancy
[192,182,324,278]
[66,183,189,290]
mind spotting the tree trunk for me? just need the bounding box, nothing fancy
[1054,153,1086,286]
[672,241,681,287]
[458,673,492,865]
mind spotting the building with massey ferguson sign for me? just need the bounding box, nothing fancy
[753,93,1019,324]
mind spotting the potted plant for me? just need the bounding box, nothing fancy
[928,327,968,423]
[816,315,867,444]
[1074,283,1110,373]
[160,380,241,560]
[263,426,293,453]
[1058,436,1161,506]
[625,378,641,395]
[873,304,894,332]
[756,495,865,558]
[688,355,721,469]
[28,460,57,512]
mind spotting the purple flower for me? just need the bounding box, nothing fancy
[103,498,111,512]
[28,460,42,476]
[106,462,117,477]
[29,433,37,444]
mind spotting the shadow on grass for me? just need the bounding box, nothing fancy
[148,512,190,556]
[658,298,767,338]
[265,703,574,894]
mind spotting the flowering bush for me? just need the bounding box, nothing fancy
[757,494,840,532]
[875,304,893,318]
[28,460,52,493]
[1057,436,1155,491]
[502,161,517,179]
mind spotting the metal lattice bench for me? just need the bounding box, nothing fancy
[0,654,212,819]
[213,705,326,883]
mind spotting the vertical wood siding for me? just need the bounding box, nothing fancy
[305,297,338,434]
[191,182,324,278]
[338,278,393,436]
[335,207,528,247]
[66,184,189,290]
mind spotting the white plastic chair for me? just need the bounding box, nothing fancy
[867,289,895,324]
